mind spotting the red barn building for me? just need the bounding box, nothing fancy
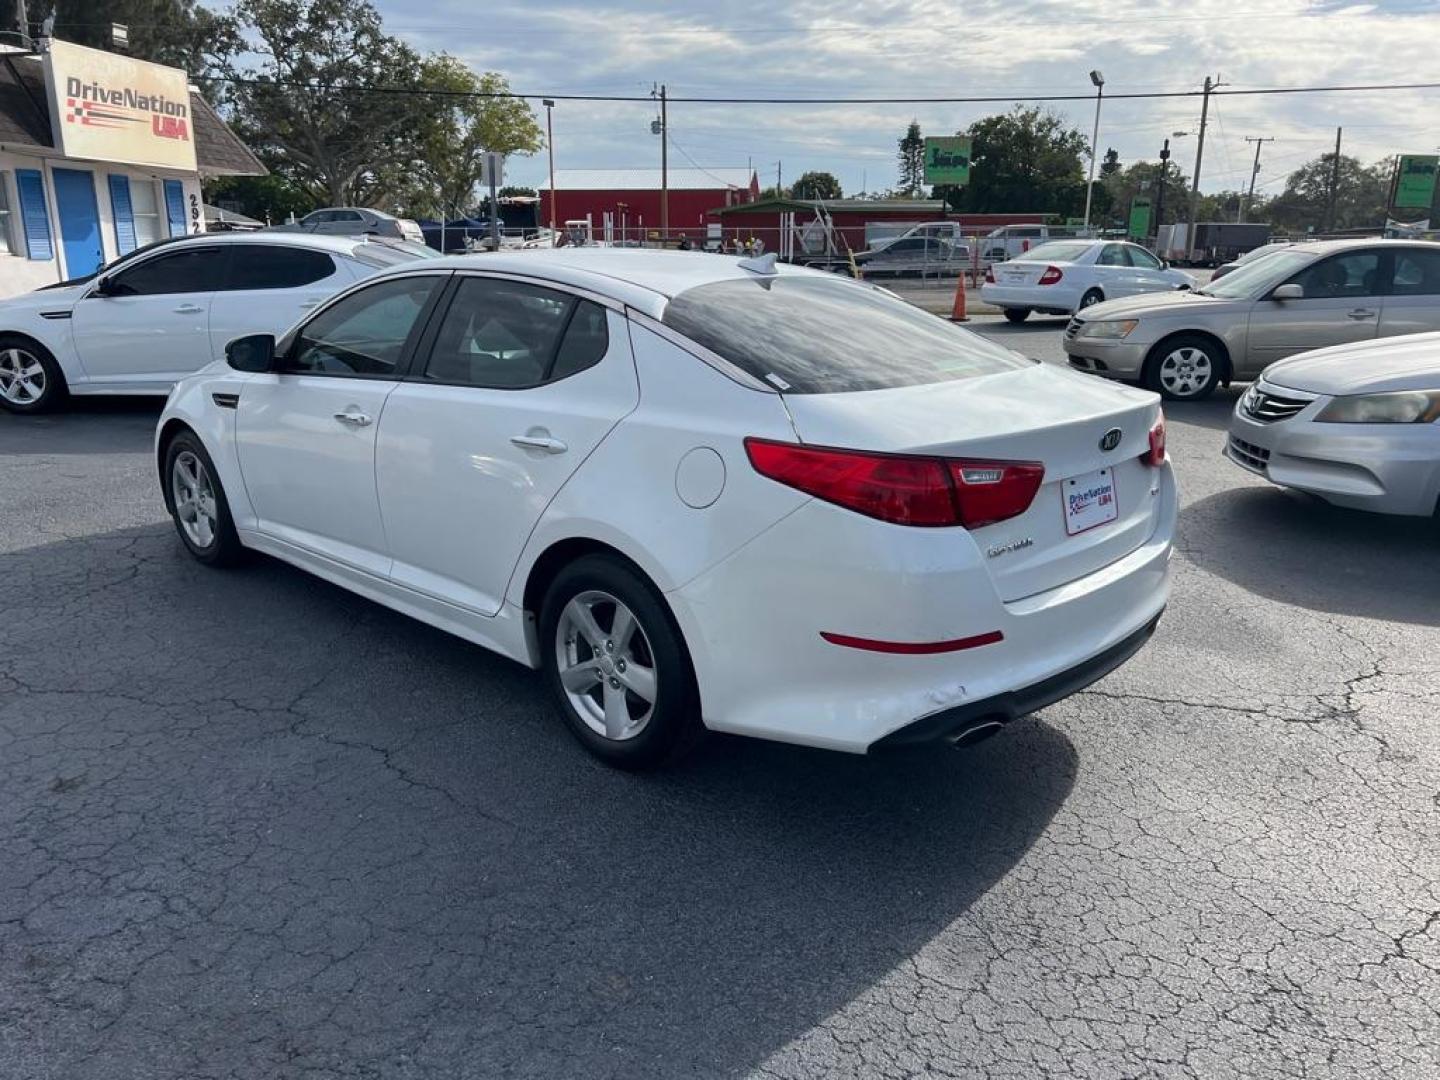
[540,167,758,240]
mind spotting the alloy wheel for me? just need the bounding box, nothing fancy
[171,451,219,550]
[554,590,658,741]
[0,347,46,405]
[1158,346,1213,398]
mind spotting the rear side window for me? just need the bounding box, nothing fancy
[225,245,336,290]
[422,277,608,389]
[1390,248,1440,296]
[661,275,1029,394]
[288,276,439,377]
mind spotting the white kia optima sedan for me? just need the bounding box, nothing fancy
[0,232,432,414]
[980,239,1195,323]
[155,250,1176,767]
[1226,331,1440,515]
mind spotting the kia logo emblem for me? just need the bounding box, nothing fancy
[1099,428,1123,451]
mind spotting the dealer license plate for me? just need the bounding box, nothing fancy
[1062,467,1118,535]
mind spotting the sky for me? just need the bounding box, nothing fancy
[368,0,1440,198]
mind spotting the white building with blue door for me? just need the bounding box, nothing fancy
[0,38,263,298]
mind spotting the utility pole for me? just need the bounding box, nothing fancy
[543,99,556,235]
[777,161,782,194]
[659,84,668,241]
[14,0,29,47]
[1154,138,1171,244]
[1241,136,1274,223]
[1185,75,1221,263]
[1326,127,1343,234]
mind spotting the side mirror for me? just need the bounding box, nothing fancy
[1272,283,1304,301]
[1160,260,1170,270]
[91,275,116,297]
[226,333,275,373]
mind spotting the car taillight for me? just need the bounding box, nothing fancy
[984,265,995,283]
[744,439,1044,529]
[1037,265,1063,285]
[1145,414,1166,467]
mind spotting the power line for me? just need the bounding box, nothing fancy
[211,75,1440,105]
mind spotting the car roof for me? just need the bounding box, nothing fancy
[1279,237,1440,255]
[373,249,846,318]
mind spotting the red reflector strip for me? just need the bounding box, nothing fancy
[819,630,1004,654]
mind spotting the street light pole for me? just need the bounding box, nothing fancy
[1082,70,1105,236]
[543,98,556,235]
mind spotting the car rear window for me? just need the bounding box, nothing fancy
[660,274,1030,394]
[1012,241,1092,262]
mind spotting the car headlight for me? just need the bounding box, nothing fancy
[1314,390,1440,424]
[1078,319,1139,340]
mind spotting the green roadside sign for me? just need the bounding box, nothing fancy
[924,136,972,186]
[1128,196,1152,239]
[1395,155,1439,209]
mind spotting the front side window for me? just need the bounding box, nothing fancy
[1287,251,1382,299]
[107,247,228,295]
[423,277,608,388]
[1389,248,1440,296]
[225,245,337,290]
[288,276,439,376]
[662,275,1029,394]
[1128,246,1162,270]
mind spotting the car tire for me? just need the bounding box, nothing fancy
[539,554,703,769]
[1079,288,1104,310]
[1144,334,1223,401]
[0,336,67,414]
[163,430,246,567]
[1002,307,1031,324]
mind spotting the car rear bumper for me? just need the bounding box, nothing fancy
[666,471,1176,753]
[1226,407,1440,516]
[980,283,1080,312]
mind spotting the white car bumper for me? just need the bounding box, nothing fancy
[665,472,1177,753]
[1226,383,1440,516]
[980,283,1082,312]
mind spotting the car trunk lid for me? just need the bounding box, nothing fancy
[781,364,1166,602]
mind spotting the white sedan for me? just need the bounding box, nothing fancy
[156,250,1176,768]
[0,232,431,413]
[1226,331,1440,515]
[981,239,1195,323]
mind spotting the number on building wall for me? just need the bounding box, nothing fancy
[189,192,201,233]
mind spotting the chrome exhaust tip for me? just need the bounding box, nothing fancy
[949,718,1006,749]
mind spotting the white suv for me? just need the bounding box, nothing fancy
[0,233,433,413]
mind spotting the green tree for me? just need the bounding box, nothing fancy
[1266,154,1390,233]
[942,107,1088,216]
[221,0,428,206]
[896,120,926,198]
[382,56,542,219]
[12,0,240,93]
[791,170,842,200]
[1100,147,1121,179]
[498,186,538,199]
[203,173,315,222]
[1102,160,1191,233]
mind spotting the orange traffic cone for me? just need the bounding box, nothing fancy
[949,273,969,322]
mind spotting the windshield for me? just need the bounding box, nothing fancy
[1010,241,1093,263]
[661,275,1029,394]
[1237,244,1289,265]
[1199,249,1315,298]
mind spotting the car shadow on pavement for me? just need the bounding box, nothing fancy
[0,523,1078,1080]
[1158,387,1242,433]
[0,398,164,455]
[1181,485,1440,626]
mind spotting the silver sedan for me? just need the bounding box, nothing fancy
[1064,238,1440,401]
[1225,330,1440,516]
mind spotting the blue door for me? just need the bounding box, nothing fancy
[52,168,104,278]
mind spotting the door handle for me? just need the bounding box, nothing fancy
[1347,308,1376,320]
[510,434,568,454]
[173,303,204,314]
[333,410,373,427]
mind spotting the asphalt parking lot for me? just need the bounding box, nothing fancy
[2,315,1438,1079]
